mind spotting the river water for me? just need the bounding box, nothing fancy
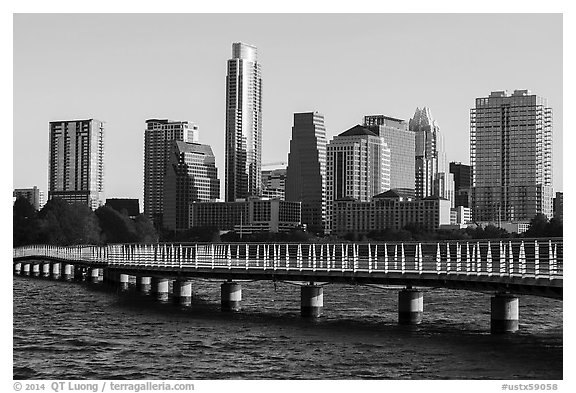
[13,275,562,380]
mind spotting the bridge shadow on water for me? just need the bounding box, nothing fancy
[14,276,563,379]
[96,281,562,358]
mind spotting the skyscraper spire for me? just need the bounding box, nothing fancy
[409,107,445,199]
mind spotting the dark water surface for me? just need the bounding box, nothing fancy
[13,276,562,380]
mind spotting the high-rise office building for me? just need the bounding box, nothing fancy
[144,119,199,227]
[163,140,220,230]
[286,112,327,232]
[363,115,415,190]
[261,165,287,199]
[449,162,471,208]
[470,90,553,221]
[14,186,45,211]
[225,42,263,202]
[409,108,446,199]
[326,125,391,233]
[553,192,563,222]
[48,119,104,210]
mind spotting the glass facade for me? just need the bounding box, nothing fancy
[449,162,471,208]
[364,115,415,191]
[225,42,263,202]
[163,141,220,231]
[326,126,391,233]
[144,119,198,227]
[285,112,327,233]
[470,90,553,221]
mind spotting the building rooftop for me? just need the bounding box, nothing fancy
[364,114,406,123]
[174,140,214,156]
[145,119,189,124]
[49,119,99,124]
[373,189,415,200]
[338,125,378,137]
[488,90,532,98]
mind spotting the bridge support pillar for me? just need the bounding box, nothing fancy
[119,274,130,291]
[51,263,61,280]
[301,284,323,318]
[63,264,74,281]
[89,268,101,284]
[221,281,241,312]
[398,288,423,325]
[22,263,31,276]
[490,294,519,334]
[173,280,192,306]
[14,263,21,275]
[136,276,152,294]
[32,263,40,277]
[41,262,51,278]
[152,278,169,302]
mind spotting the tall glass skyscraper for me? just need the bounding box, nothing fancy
[144,119,199,227]
[363,115,415,191]
[471,90,553,221]
[48,119,104,210]
[225,42,262,202]
[163,140,220,231]
[285,112,327,233]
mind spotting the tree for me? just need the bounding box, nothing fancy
[13,197,40,246]
[95,206,137,243]
[524,214,549,238]
[547,217,563,237]
[134,215,159,243]
[37,198,102,245]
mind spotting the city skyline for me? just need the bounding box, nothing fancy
[13,14,563,205]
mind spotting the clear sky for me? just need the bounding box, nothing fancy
[13,13,563,205]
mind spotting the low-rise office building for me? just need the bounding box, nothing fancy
[332,189,451,236]
[190,198,301,234]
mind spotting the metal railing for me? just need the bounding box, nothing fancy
[13,239,563,281]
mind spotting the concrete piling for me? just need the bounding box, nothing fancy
[136,276,152,294]
[89,268,100,284]
[41,263,51,278]
[63,264,74,281]
[173,280,192,306]
[398,288,424,325]
[119,274,130,291]
[491,293,519,334]
[221,281,242,312]
[51,263,61,280]
[32,263,40,277]
[301,284,323,318]
[152,278,169,302]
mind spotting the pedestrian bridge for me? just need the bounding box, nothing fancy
[13,238,562,333]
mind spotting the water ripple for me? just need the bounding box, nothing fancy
[13,277,562,380]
